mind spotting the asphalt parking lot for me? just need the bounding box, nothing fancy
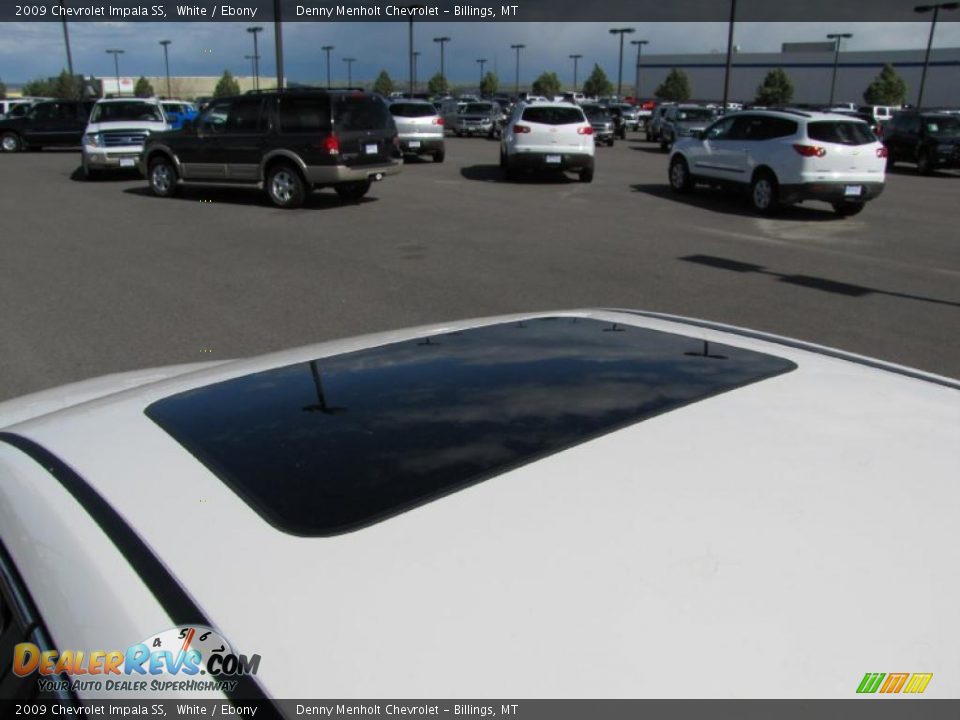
[2,133,959,401]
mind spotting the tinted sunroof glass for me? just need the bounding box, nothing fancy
[146,317,796,536]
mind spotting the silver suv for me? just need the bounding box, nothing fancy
[388,99,445,163]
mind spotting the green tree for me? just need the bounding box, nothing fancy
[213,70,241,98]
[655,68,692,101]
[53,70,83,99]
[480,71,499,96]
[755,68,794,106]
[372,70,394,96]
[0,78,7,99]
[863,63,907,106]
[23,76,56,97]
[134,76,155,98]
[582,64,613,98]
[531,71,562,98]
[427,72,448,95]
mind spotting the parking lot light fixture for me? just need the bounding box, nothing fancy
[721,0,737,111]
[246,26,263,91]
[631,40,649,101]
[510,44,525,97]
[322,45,335,88]
[609,27,635,99]
[106,49,124,97]
[477,58,487,94]
[245,54,259,83]
[433,36,451,89]
[159,40,172,98]
[914,3,958,109]
[569,54,582,92]
[343,57,356,87]
[826,33,853,107]
[412,51,421,93]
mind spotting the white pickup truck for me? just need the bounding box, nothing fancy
[81,98,169,179]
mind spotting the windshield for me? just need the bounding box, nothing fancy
[582,107,610,120]
[91,102,164,123]
[463,103,493,114]
[390,103,437,118]
[925,117,960,137]
[675,109,714,122]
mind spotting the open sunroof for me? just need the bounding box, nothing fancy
[145,317,796,536]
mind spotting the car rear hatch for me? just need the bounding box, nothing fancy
[514,106,592,154]
[800,120,886,182]
[389,103,443,139]
[333,93,397,167]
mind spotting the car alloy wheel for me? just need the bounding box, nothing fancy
[149,161,175,196]
[1,132,21,152]
[750,174,778,214]
[267,165,305,208]
[669,157,692,193]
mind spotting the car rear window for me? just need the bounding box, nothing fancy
[521,106,585,125]
[279,95,331,133]
[389,103,436,118]
[807,121,876,145]
[146,317,796,537]
[334,95,392,131]
[463,103,493,114]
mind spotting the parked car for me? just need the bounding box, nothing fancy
[81,98,169,179]
[1,309,958,700]
[439,98,467,128]
[859,104,899,124]
[614,103,642,132]
[645,103,674,142]
[659,105,717,150]
[0,99,95,152]
[500,102,594,182]
[883,111,960,175]
[580,104,616,146]
[454,101,502,138]
[0,98,38,118]
[139,89,402,208]
[159,100,199,131]
[388,99,445,162]
[668,109,886,216]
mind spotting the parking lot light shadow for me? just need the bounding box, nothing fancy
[122,186,376,210]
[69,166,141,183]
[460,164,577,184]
[680,254,960,309]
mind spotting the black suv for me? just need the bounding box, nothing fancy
[139,89,402,208]
[883,111,960,175]
[0,99,95,152]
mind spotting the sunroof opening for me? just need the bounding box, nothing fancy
[145,317,796,536]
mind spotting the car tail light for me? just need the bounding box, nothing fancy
[322,134,340,155]
[434,117,444,126]
[513,124,531,134]
[876,146,888,158]
[793,144,826,158]
[578,126,594,135]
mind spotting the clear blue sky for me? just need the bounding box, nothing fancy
[2,21,959,85]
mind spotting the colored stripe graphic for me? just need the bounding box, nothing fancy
[857,673,885,694]
[904,673,933,694]
[880,673,909,693]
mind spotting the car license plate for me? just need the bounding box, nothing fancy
[545,155,561,164]
[365,143,378,155]
[120,158,136,168]
[408,140,420,149]
[844,185,862,197]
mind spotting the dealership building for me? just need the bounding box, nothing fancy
[633,46,959,106]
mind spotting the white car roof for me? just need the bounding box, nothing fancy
[2,309,958,698]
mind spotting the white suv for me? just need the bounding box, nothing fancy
[81,98,169,179]
[500,102,595,182]
[668,110,887,216]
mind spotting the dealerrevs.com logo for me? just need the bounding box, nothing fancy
[857,672,933,695]
[13,626,260,694]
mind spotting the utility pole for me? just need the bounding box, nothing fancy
[322,45,334,88]
[272,0,284,90]
[159,40,172,98]
[106,49,124,97]
[569,54,582,92]
[412,51,421,93]
[721,0,737,111]
[343,57,355,87]
[915,3,958,109]
[511,44,525,97]
[60,7,76,96]
[631,40,649,100]
[477,58,487,94]
[826,33,853,107]
[434,36,451,91]
[247,26,263,91]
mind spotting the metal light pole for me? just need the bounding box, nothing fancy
[159,40,172,98]
[569,54,582,92]
[247,26,263,91]
[434,36,451,90]
[631,40,648,100]
[322,45,334,88]
[915,3,958,109]
[245,54,259,83]
[343,57,355,87]
[609,27,635,99]
[272,0,284,91]
[60,8,76,96]
[106,49,124,97]
[477,58,487,94]
[722,0,737,111]
[511,44,525,97]
[412,51,421,93]
[826,33,853,107]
